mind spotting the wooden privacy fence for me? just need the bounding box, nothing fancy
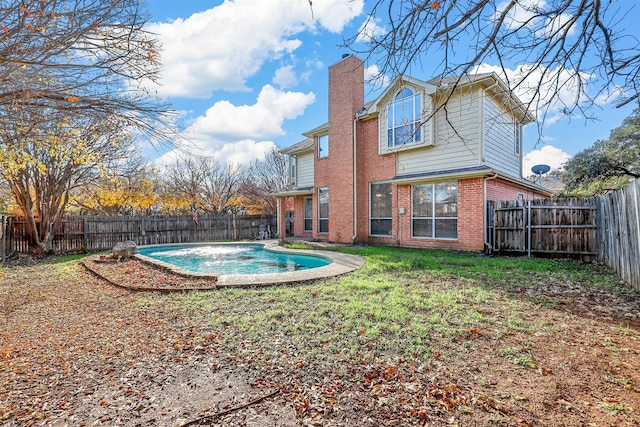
[7,214,277,255]
[489,197,599,260]
[598,179,640,291]
[490,184,640,291]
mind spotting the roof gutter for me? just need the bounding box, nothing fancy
[272,188,315,197]
[391,168,492,185]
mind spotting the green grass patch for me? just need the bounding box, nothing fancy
[139,245,628,374]
[497,346,537,369]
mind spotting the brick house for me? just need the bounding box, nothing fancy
[275,55,551,251]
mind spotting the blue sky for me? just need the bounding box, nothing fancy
[143,0,639,177]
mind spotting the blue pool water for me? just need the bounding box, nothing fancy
[137,244,331,275]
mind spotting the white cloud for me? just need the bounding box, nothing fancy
[356,16,386,43]
[273,65,297,89]
[364,64,389,92]
[472,63,592,126]
[152,85,314,168]
[311,0,365,33]
[523,145,571,177]
[219,140,276,166]
[496,0,544,30]
[146,0,363,98]
[185,85,315,141]
[535,11,576,39]
[496,0,575,38]
[152,138,276,169]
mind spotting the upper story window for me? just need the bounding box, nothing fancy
[387,88,422,147]
[514,123,521,156]
[318,134,329,158]
[289,155,296,185]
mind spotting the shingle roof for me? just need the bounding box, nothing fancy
[280,137,314,155]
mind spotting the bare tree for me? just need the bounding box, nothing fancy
[164,157,247,215]
[346,1,640,125]
[241,147,289,214]
[0,0,173,141]
[0,0,174,254]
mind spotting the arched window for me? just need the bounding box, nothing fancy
[386,87,422,147]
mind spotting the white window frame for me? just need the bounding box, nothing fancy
[318,187,329,233]
[303,197,313,232]
[387,87,422,148]
[289,155,296,186]
[370,182,393,236]
[318,134,329,158]
[411,182,458,239]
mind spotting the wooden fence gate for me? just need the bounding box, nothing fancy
[488,197,599,261]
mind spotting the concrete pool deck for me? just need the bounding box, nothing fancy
[134,240,365,288]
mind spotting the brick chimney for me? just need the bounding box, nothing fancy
[316,55,364,243]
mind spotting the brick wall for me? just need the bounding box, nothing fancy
[354,118,396,243]
[487,178,549,201]
[383,178,487,251]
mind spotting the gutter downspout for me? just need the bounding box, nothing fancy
[481,79,501,253]
[484,172,499,253]
[352,117,358,243]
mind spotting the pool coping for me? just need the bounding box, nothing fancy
[134,241,365,288]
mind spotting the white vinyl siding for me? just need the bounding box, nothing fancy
[483,94,522,178]
[396,89,481,176]
[296,151,314,187]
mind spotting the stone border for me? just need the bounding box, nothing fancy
[134,241,365,288]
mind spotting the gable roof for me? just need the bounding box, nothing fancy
[428,73,535,124]
[355,73,533,125]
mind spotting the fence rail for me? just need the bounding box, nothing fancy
[4,214,277,256]
[490,197,599,261]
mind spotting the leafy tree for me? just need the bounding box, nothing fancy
[0,111,133,254]
[347,1,640,122]
[70,154,160,216]
[561,108,640,195]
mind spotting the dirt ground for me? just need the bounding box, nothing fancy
[1,256,639,426]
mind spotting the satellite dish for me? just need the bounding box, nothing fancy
[531,164,551,175]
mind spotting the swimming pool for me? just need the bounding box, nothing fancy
[137,243,331,275]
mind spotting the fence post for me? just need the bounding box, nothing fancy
[0,215,5,263]
[634,183,640,255]
[527,199,532,257]
[83,217,88,251]
[140,216,146,246]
